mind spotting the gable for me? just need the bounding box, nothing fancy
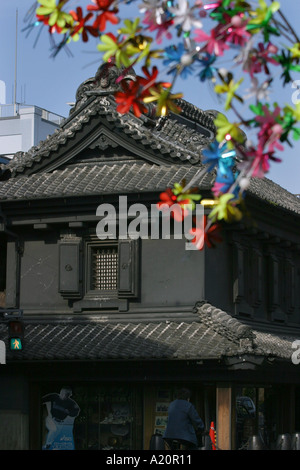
[1,63,216,178]
[0,62,299,223]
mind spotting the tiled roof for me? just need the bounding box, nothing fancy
[0,161,213,201]
[1,86,216,177]
[0,159,299,218]
[0,303,297,364]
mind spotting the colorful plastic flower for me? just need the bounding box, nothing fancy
[139,0,170,25]
[282,103,300,141]
[254,105,284,152]
[168,0,203,32]
[114,78,148,117]
[275,50,300,85]
[36,0,74,29]
[214,73,244,110]
[248,0,280,30]
[208,193,243,223]
[143,84,183,116]
[225,14,251,46]
[69,7,98,42]
[289,43,300,60]
[138,65,159,90]
[163,44,194,79]
[247,0,280,40]
[202,140,228,171]
[189,216,222,250]
[157,189,190,222]
[242,144,281,178]
[196,53,217,82]
[214,113,244,148]
[36,13,65,34]
[87,0,119,32]
[97,33,133,67]
[194,24,229,56]
[283,102,300,123]
[143,12,173,44]
[172,182,202,210]
[243,77,271,101]
[213,167,237,196]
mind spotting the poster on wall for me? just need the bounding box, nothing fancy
[42,386,80,450]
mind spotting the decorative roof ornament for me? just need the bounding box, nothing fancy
[70,61,137,114]
[70,60,217,134]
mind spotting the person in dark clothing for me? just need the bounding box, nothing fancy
[163,388,204,450]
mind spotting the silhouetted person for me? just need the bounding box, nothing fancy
[163,388,204,450]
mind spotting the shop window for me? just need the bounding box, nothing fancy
[40,384,143,450]
[235,386,284,450]
[143,384,213,450]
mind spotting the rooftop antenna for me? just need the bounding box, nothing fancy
[14,9,18,116]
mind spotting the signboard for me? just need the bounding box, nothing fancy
[42,386,80,450]
[0,340,6,364]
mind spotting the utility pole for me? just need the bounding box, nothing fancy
[13,9,18,116]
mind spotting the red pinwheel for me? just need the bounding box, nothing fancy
[70,7,99,42]
[114,78,148,118]
[189,216,222,250]
[87,0,119,32]
[157,189,190,222]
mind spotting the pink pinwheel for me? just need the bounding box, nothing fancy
[255,105,284,152]
[243,143,281,178]
[194,25,229,56]
[225,14,251,47]
[143,12,173,44]
[249,42,279,77]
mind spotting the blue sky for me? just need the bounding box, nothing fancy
[0,0,300,194]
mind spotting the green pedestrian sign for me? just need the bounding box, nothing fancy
[8,320,24,351]
[10,338,22,350]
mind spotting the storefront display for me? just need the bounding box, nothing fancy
[39,381,211,450]
[41,384,143,450]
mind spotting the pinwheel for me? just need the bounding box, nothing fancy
[36,0,73,29]
[208,193,243,223]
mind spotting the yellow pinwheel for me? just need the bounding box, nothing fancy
[289,43,300,60]
[208,193,243,223]
[213,114,244,149]
[143,85,183,116]
[36,0,73,28]
[214,76,244,111]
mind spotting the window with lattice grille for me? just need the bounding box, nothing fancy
[91,246,118,291]
[59,237,139,307]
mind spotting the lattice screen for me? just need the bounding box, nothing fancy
[92,246,118,291]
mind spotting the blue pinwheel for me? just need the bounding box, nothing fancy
[197,53,217,82]
[163,43,195,79]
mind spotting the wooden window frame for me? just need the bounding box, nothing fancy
[58,234,140,312]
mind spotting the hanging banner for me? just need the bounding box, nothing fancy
[42,386,80,450]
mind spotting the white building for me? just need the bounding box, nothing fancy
[0,102,65,161]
